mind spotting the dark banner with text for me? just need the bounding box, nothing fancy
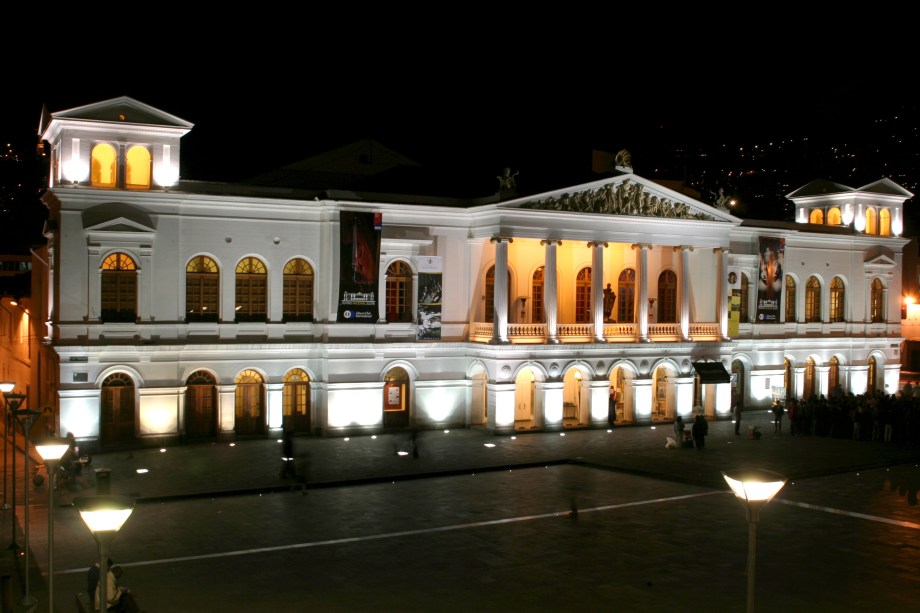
[756,236,784,323]
[337,211,382,323]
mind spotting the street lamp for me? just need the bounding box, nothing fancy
[14,406,41,606]
[722,468,788,613]
[35,437,70,613]
[0,385,25,546]
[73,495,135,613]
[0,382,16,511]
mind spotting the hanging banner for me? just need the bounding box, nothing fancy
[416,256,443,340]
[756,236,784,323]
[337,211,382,323]
[728,265,741,337]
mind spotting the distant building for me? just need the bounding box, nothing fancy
[36,97,912,450]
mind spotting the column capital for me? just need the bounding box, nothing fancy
[713,247,731,254]
[491,236,514,244]
[587,241,609,248]
[540,239,563,246]
[673,245,694,253]
[631,243,651,251]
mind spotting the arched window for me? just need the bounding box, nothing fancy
[485,266,511,323]
[385,260,413,322]
[282,368,311,433]
[531,266,544,323]
[657,270,677,323]
[91,144,117,187]
[186,255,219,323]
[827,207,842,225]
[804,357,816,399]
[617,268,635,323]
[283,258,314,322]
[575,267,591,323]
[784,276,797,322]
[125,145,151,189]
[867,356,877,394]
[101,252,137,323]
[101,372,135,444]
[185,370,217,438]
[809,209,824,224]
[805,276,821,322]
[740,273,750,323]
[829,276,845,323]
[235,257,267,322]
[865,207,877,235]
[828,357,840,397]
[870,278,885,323]
[879,209,891,236]
[234,369,265,435]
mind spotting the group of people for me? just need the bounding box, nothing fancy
[672,410,709,449]
[88,558,142,612]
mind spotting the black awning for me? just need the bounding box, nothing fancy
[692,361,731,384]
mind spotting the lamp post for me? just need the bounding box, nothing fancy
[0,386,25,548]
[74,495,135,613]
[722,468,788,613]
[14,407,41,606]
[0,382,16,511]
[35,437,70,613]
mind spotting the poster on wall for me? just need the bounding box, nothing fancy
[756,236,785,323]
[337,211,382,323]
[416,256,443,340]
[728,265,741,336]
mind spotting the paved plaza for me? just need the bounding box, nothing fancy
[0,409,917,612]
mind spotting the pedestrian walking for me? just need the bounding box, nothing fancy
[691,414,708,450]
[732,403,742,436]
[772,401,785,433]
[280,428,297,479]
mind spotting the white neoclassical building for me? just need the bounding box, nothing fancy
[36,96,913,450]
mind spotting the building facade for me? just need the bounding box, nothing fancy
[37,97,912,450]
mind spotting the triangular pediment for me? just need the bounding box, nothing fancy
[856,178,915,199]
[51,96,194,130]
[786,179,854,199]
[511,174,736,222]
[84,216,156,234]
[865,254,897,267]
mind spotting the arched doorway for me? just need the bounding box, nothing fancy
[101,372,136,447]
[383,367,410,429]
[653,366,673,420]
[784,358,794,403]
[283,369,312,433]
[804,357,816,399]
[470,369,488,427]
[234,369,266,436]
[515,368,538,430]
[185,370,217,439]
[731,359,745,408]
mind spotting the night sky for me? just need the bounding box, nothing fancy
[2,39,916,220]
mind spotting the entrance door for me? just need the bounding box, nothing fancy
[101,373,135,446]
[235,369,266,436]
[283,369,312,433]
[185,370,217,439]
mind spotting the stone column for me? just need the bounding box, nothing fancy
[633,244,650,342]
[541,239,561,343]
[490,237,512,344]
[676,246,692,341]
[715,247,730,339]
[589,241,608,342]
